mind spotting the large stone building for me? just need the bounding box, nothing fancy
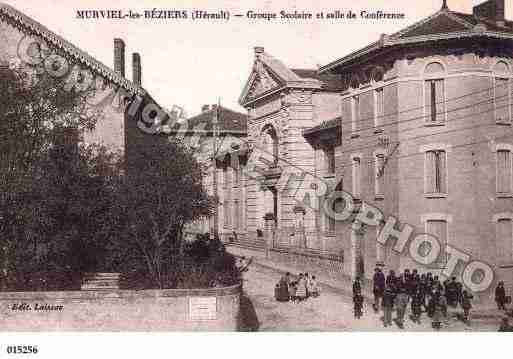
[206,0,513,298]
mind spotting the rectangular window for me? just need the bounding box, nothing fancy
[375,154,385,197]
[426,219,447,266]
[425,150,447,194]
[497,149,512,194]
[425,79,445,123]
[223,166,228,189]
[497,219,513,262]
[495,78,510,124]
[352,96,360,131]
[234,163,240,188]
[223,200,230,228]
[352,157,361,198]
[325,146,336,175]
[375,88,384,126]
[233,200,240,231]
[327,213,336,233]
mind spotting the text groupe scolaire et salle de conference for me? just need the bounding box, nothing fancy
[246,10,406,21]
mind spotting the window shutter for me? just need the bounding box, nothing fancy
[426,151,436,193]
[435,80,444,122]
[425,81,432,123]
[497,150,511,193]
[495,78,509,123]
[375,88,384,126]
[376,154,385,195]
[353,158,361,197]
[438,150,447,193]
[352,96,360,131]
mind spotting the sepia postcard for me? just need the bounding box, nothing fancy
[2,0,513,349]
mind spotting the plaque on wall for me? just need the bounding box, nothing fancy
[188,296,217,320]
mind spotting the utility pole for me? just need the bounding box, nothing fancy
[211,99,220,239]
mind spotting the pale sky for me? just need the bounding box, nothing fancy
[4,0,512,116]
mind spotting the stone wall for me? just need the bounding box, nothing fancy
[0,284,241,331]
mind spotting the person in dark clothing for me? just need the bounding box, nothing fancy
[411,289,423,324]
[427,292,436,318]
[433,275,441,293]
[353,289,364,319]
[426,273,434,301]
[386,270,396,288]
[461,290,473,323]
[455,281,463,305]
[408,272,419,298]
[382,285,395,327]
[495,281,507,311]
[372,267,386,312]
[394,288,409,329]
[419,274,428,310]
[498,317,513,332]
[446,277,458,307]
[431,291,443,330]
[403,269,411,285]
[353,276,362,296]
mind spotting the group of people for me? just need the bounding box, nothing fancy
[275,272,320,303]
[354,267,480,329]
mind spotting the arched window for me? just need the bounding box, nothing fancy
[261,125,278,166]
[424,62,445,74]
[424,62,446,124]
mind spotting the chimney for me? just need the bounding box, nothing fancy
[114,38,125,77]
[473,0,505,21]
[201,104,210,112]
[132,53,141,86]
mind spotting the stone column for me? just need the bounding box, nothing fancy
[293,206,306,248]
[264,213,276,258]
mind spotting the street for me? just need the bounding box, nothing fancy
[238,263,501,331]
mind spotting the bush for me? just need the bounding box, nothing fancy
[119,235,239,290]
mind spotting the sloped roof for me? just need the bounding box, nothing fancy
[320,7,513,74]
[395,11,472,38]
[0,3,143,96]
[450,11,513,33]
[291,69,344,91]
[303,117,341,136]
[165,106,247,135]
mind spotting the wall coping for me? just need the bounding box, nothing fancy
[0,283,242,300]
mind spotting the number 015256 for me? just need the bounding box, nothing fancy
[6,345,38,354]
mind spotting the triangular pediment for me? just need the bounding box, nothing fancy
[393,10,474,39]
[247,62,283,99]
[239,49,314,106]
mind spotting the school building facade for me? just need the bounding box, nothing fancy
[203,0,513,298]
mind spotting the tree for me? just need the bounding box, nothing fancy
[108,138,214,289]
[0,62,106,290]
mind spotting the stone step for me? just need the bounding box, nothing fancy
[227,238,266,251]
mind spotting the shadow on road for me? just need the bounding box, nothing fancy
[238,293,260,331]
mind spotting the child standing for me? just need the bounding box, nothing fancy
[411,289,423,324]
[308,275,320,298]
[289,281,297,303]
[353,290,364,319]
[296,274,307,302]
[461,290,473,323]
